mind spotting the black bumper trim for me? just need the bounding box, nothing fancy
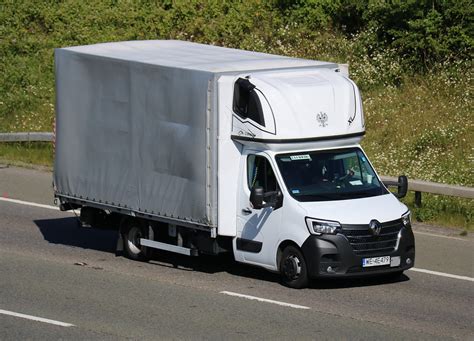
[301,227,415,278]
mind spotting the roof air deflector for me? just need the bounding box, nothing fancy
[233,78,265,127]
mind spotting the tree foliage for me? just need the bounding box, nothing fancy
[279,0,473,70]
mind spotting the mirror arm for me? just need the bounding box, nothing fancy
[262,190,283,209]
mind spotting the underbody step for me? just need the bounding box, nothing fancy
[140,238,198,256]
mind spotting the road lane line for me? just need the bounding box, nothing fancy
[0,197,80,215]
[0,197,59,210]
[409,268,474,282]
[220,291,310,309]
[0,309,74,327]
[414,231,471,242]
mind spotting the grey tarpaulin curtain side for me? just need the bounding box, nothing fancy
[54,49,214,225]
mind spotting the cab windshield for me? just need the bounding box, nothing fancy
[275,148,388,202]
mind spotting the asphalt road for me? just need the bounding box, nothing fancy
[0,166,473,340]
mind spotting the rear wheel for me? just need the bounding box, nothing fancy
[280,245,309,289]
[122,221,150,261]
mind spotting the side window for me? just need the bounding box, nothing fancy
[247,155,278,192]
[233,78,266,127]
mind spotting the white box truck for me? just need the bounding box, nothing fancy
[54,40,415,288]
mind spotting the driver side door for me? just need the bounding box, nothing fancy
[234,151,283,268]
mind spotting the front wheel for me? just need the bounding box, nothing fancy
[280,245,309,289]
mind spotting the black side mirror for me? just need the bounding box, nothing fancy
[396,175,408,198]
[264,190,283,210]
[382,175,408,198]
[250,186,264,209]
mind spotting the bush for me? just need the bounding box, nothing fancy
[281,0,473,72]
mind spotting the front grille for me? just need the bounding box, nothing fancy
[340,219,403,256]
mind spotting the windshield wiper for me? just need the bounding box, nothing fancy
[298,193,342,201]
[345,191,378,198]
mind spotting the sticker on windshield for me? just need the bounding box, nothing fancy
[290,155,312,161]
[292,189,300,194]
[349,180,363,186]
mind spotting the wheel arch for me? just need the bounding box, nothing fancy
[276,239,302,270]
[119,216,148,233]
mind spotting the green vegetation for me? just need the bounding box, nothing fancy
[0,142,53,167]
[403,194,472,232]
[0,1,472,229]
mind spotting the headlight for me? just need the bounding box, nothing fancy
[401,211,411,227]
[306,217,341,235]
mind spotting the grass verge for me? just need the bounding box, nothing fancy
[402,193,473,232]
[0,142,53,168]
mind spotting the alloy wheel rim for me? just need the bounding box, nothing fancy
[283,254,302,280]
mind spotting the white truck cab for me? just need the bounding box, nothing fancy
[233,146,413,288]
[218,69,414,287]
[54,40,414,288]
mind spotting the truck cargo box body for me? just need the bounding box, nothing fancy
[55,44,216,227]
[54,40,347,234]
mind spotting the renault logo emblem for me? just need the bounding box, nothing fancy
[369,220,382,236]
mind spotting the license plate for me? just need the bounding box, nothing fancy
[362,256,390,267]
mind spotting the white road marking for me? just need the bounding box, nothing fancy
[0,197,59,210]
[0,197,80,215]
[220,291,310,310]
[409,268,474,282]
[0,309,74,327]
[414,231,471,242]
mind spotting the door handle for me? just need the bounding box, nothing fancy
[242,208,252,215]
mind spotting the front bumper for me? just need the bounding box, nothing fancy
[301,226,415,278]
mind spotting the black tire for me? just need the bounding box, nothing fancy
[122,221,150,261]
[280,245,309,289]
